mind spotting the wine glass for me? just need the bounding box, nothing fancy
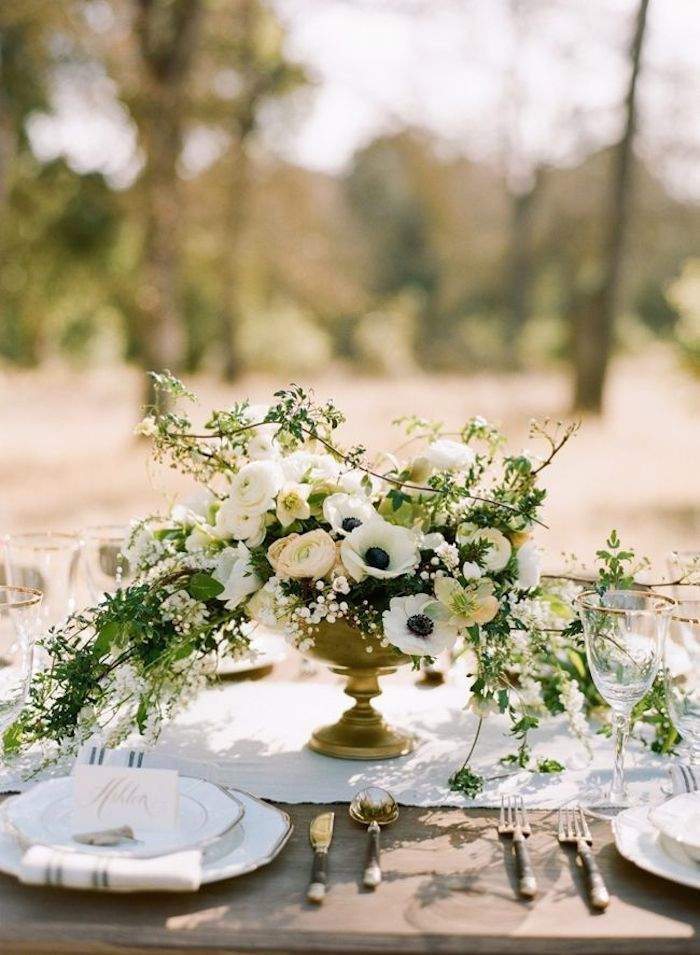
[80,525,133,602]
[0,586,42,733]
[3,532,81,645]
[576,589,675,816]
[664,600,700,769]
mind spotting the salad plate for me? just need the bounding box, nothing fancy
[613,802,700,891]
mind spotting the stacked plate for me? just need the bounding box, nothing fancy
[613,791,700,890]
[0,775,292,889]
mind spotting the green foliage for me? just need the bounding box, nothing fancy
[448,767,485,798]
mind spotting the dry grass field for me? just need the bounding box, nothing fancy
[2,348,698,574]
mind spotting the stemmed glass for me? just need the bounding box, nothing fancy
[80,525,133,602]
[0,586,42,733]
[576,589,675,816]
[3,532,80,631]
[664,600,700,770]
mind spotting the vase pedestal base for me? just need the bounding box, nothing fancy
[308,665,416,760]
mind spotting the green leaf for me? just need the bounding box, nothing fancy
[188,573,224,601]
[566,650,586,679]
[93,621,121,656]
[2,721,22,756]
[536,758,565,773]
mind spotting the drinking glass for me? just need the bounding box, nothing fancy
[0,586,42,731]
[80,525,133,602]
[664,600,700,768]
[576,589,675,815]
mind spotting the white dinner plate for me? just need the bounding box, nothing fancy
[648,792,700,863]
[217,631,287,676]
[0,788,291,887]
[612,803,700,891]
[3,776,244,859]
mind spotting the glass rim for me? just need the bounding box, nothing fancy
[665,598,700,625]
[575,588,677,616]
[0,584,43,609]
[3,531,81,552]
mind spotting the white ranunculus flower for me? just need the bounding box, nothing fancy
[247,582,280,627]
[247,423,281,461]
[382,594,459,657]
[276,482,311,527]
[340,520,419,582]
[322,493,379,537]
[425,439,475,471]
[281,451,340,485]
[273,529,337,580]
[516,541,541,590]
[228,460,283,515]
[213,501,266,546]
[456,523,512,572]
[338,468,380,497]
[171,489,215,526]
[213,543,261,610]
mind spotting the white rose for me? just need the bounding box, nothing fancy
[516,541,541,590]
[228,460,283,515]
[273,529,337,580]
[213,543,261,610]
[213,501,267,547]
[425,439,475,471]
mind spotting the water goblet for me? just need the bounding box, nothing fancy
[80,525,133,603]
[664,600,700,771]
[0,586,42,733]
[3,532,81,640]
[576,589,675,816]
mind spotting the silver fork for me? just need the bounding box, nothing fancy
[498,794,537,899]
[558,805,610,911]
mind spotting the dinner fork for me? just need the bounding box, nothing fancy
[558,805,610,911]
[498,794,537,899]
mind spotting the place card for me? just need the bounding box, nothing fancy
[72,765,179,833]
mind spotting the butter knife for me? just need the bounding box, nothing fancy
[308,811,334,903]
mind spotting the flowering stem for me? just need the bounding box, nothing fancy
[459,716,484,771]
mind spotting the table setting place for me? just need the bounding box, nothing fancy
[0,383,698,922]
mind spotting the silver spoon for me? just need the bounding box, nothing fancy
[349,786,399,889]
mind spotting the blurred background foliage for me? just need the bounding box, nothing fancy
[1,0,700,413]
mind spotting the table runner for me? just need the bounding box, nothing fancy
[0,679,670,806]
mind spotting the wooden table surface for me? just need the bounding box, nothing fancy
[0,802,696,955]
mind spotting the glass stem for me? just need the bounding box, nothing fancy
[610,709,631,805]
[689,742,700,768]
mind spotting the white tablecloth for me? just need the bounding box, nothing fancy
[1,679,670,807]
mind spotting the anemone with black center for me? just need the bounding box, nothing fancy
[364,547,390,571]
[406,614,434,638]
[342,516,362,533]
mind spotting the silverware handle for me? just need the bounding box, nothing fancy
[513,833,537,899]
[363,821,381,889]
[577,840,609,911]
[307,849,328,903]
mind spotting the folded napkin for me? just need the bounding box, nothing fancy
[669,762,699,796]
[75,742,219,782]
[18,846,202,892]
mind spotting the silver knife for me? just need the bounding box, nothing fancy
[307,811,334,903]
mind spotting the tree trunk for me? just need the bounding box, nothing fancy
[504,168,542,368]
[132,0,203,410]
[220,140,251,381]
[571,0,650,413]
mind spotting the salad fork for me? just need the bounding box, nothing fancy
[558,805,610,911]
[498,794,537,899]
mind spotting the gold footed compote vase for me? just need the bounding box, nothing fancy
[302,620,415,760]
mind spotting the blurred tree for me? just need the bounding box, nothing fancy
[570,0,650,412]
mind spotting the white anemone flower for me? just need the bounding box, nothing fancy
[322,493,379,537]
[281,451,340,485]
[382,594,459,657]
[228,460,283,515]
[516,541,541,590]
[213,543,261,610]
[457,523,512,572]
[276,482,312,527]
[425,439,475,471]
[340,520,419,582]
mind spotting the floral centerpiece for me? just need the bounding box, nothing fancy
[5,374,595,790]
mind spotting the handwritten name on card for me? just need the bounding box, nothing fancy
[72,765,179,833]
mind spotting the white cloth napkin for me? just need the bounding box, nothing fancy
[669,761,699,796]
[74,741,218,782]
[18,845,202,892]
